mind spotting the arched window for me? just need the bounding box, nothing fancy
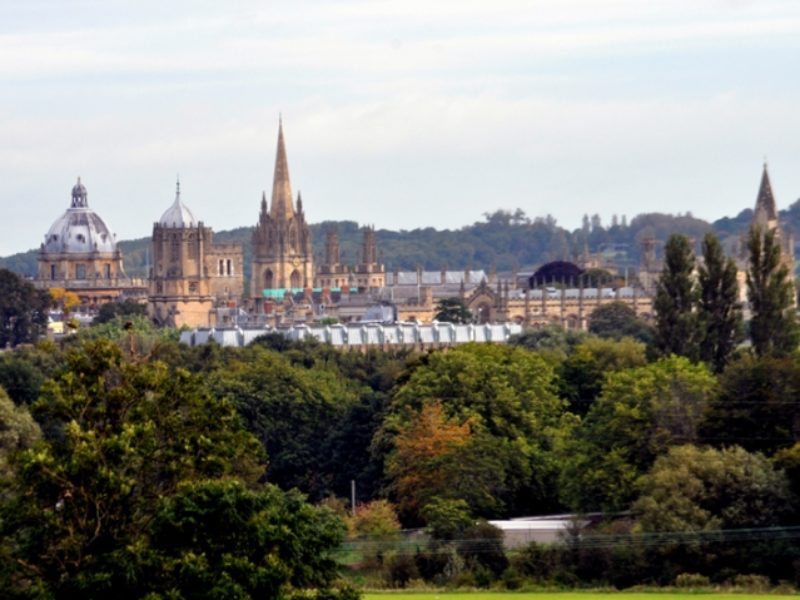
[226,259,232,276]
[264,269,274,290]
[290,269,301,289]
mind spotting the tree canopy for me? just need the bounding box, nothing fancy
[0,269,49,348]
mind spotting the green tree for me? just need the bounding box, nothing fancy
[0,340,349,598]
[559,356,716,512]
[747,226,798,356]
[0,388,40,479]
[588,302,653,343]
[637,445,792,532]
[0,269,49,348]
[146,479,347,599]
[696,232,743,372]
[634,444,794,581]
[420,497,473,541]
[208,345,359,500]
[558,337,647,416]
[701,354,800,454]
[92,298,147,325]
[384,344,568,518]
[434,297,472,323]
[653,234,698,358]
[344,499,401,539]
[0,341,61,405]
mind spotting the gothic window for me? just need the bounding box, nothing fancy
[171,234,180,261]
[219,260,224,276]
[104,264,111,279]
[290,269,301,289]
[226,259,232,276]
[50,265,56,280]
[188,234,198,259]
[264,269,274,290]
[189,282,197,293]
[75,264,86,279]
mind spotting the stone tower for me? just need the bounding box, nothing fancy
[316,227,349,289]
[353,225,385,290]
[750,163,794,278]
[251,120,314,303]
[149,180,244,327]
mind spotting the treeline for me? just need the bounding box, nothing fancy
[3,311,800,590]
[5,201,800,279]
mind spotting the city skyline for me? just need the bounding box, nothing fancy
[2,0,800,256]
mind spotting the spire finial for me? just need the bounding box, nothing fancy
[176,175,181,198]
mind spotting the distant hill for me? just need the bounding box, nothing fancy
[4,201,799,281]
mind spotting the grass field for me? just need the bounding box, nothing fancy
[364,594,796,600]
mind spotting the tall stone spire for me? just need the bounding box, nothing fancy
[270,119,295,221]
[753,162,779,228]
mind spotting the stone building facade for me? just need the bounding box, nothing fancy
[148,181,243,328]
[251,121,314,308]
[352,226,386,290]
[35,178,145,305]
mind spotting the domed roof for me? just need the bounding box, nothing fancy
[42,178,117,255]
[158,180,197,228]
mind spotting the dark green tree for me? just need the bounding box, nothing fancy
[588,301,653,343]
[701,354,800,454]
[635,444,794,581]
[558,356,716,512]
[653,234,698,358]
[0,269,49,348]
[747,226,799,356]
[207,346,359,500]
[434,297,472,323]
[696,232,743,372]
[0,340,352,599]
[558,337,647,416]
[92,298,147,325]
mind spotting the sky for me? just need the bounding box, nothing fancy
[2,0,800,256]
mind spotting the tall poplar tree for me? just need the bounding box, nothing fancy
[653,234,698,358]
[697,232,743,372]
[747,226,798,356]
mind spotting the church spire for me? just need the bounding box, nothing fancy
[270,119,294,220]
[753,162,778,226]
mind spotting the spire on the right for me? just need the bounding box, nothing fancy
[753,162,779,226]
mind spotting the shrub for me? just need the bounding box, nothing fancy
[383,552,419,588]
[733,574,771,592]
[675,573,711,588]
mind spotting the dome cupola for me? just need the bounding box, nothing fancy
[42,178,117,255]
[158,179,197,228]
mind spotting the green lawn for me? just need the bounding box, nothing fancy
[364,594,795,600]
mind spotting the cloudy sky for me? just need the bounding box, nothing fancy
[2,0,800,256]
